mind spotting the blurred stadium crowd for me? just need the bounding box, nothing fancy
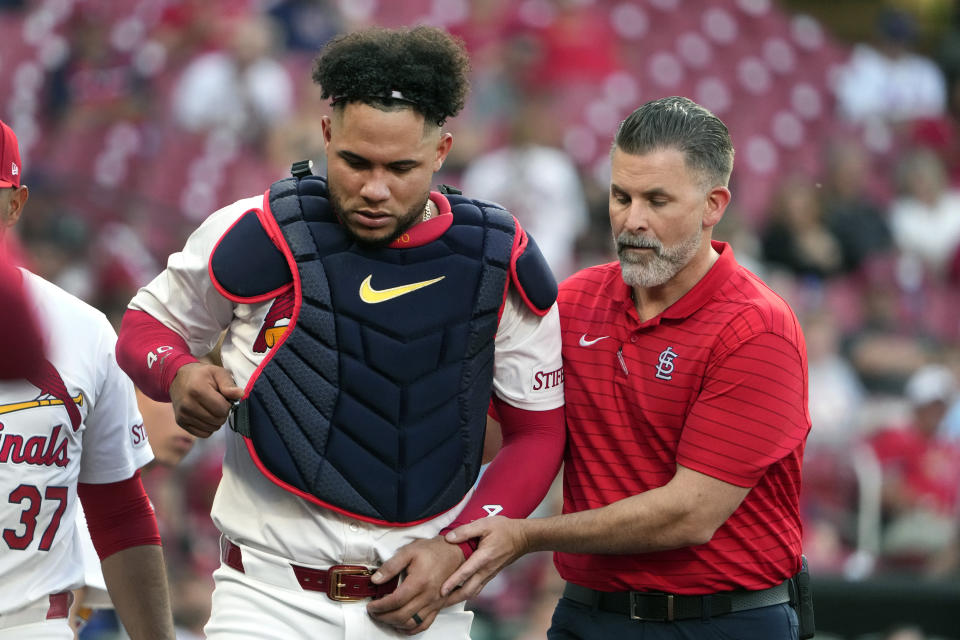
[3,0,960,638]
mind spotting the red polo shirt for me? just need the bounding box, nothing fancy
[555,241,810,593]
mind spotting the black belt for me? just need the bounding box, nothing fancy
[563,580,792,622]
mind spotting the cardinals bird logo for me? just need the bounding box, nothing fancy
[253,289,295,353]
[0,360,83,429]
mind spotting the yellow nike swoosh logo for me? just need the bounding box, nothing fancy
[359,274,445,304]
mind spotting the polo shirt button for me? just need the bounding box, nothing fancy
[630,336,638,343]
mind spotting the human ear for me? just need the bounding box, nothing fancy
[702,185,730,229]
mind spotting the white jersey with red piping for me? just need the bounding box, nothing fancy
[0,270,153,615]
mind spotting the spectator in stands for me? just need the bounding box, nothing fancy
[834,7,947,124]
[806,310,868,449]
[711,207,764,277]
[950,243,960,284]
[45,5,151,130]
[761,174,844,281]
[821,142,895,274]
[800,310,866,573]
[17,210,94,301]
[867,364,960,569]
[942,400,960,444]
[90,220,163,318]
[515,0,620,94]
[267,0,342,52]
[889,147,960,280]
[937,348,960,442]
[935,3,960,121]
[461,93,589,279]
[171,14,293,145]
[446,5,530,165]
[266,78,328,176]
[152,0,239,69]
[843,275,937,395]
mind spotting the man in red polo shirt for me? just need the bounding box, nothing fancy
[441,96,812,639]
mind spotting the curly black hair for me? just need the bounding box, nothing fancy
[312,25,471,126]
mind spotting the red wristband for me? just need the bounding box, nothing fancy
[439,525,480,560]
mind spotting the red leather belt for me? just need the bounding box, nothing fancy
[46,592,72,619]
[221,539,399,602]
[0,592,72,630]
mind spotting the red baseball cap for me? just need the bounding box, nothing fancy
[0,119,22,189]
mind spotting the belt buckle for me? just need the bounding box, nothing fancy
[328,566,373,602]
[630,593,675,622]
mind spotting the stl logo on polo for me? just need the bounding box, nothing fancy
[655,346,678,380]
[359,274,445,304]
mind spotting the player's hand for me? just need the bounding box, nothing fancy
[366,536,464,635]
[440,516,528,605]
[169,362,243,438]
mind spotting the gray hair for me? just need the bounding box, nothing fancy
[613,96,734,189]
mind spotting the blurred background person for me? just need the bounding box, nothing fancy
[834,7,947,126]
[866,364,960,573]
[460,93,589,280]
[171,14,293,147]
[761,173,844,281]
[821,141,895,275]
[888,147,960,281]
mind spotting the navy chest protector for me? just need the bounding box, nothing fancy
[209,173,557,525]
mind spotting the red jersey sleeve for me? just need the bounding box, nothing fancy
[78,471,161,559]
[441,397,564,557]
[115,309,198,402]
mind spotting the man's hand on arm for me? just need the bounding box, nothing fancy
[365,536,465,635]
[440,515,530,604]
[169,362,243,438]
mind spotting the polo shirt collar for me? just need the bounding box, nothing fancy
[661,240,735,320]
[618,240,737,325]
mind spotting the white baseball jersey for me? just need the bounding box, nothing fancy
[0,270,153,616]
[75,505,111,607]
[129,193,563,563]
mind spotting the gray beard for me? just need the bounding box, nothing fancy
[616,226,702,288]
[328,185,425,249]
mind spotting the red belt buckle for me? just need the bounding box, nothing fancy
[327,565,374,602]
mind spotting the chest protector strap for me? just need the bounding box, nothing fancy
[221,173,546,525]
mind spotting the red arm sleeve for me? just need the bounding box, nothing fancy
[441,397,564,558]
[0,260,45,380]
[78,470,162,560]
[116,309,198,402]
